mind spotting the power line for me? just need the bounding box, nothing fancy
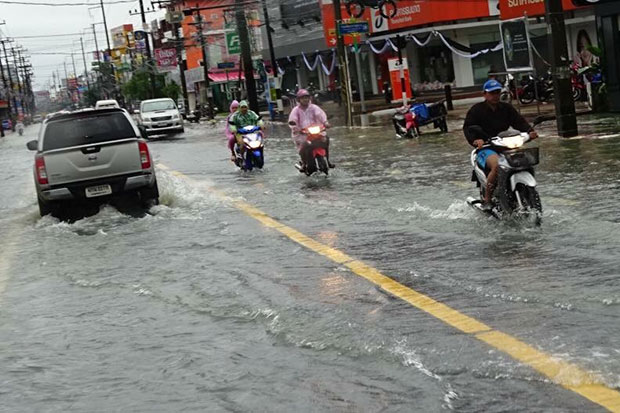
[0,0,135,5]
[11,32,105,39]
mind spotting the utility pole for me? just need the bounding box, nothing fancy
[193,9,214,118]
[80,37,91,92]
[137,0,157,98]
[92,23,104,98]
[99,0,117,98]
[261,0,283,118]
[545,0,578,137]
[236,0,259,113]
[71,51,81,103]
[333,0,353,127]
[1,40,17,128]
[0,40,11,131]
[173,21,189,113]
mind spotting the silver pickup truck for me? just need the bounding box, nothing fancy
[27,108,159,216]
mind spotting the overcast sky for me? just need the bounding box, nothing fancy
[0,0,165,90]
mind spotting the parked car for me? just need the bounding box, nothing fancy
[95,99,121,109]
[26,108,159,217]
[136,98,184,136]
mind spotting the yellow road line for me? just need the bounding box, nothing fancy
[160,164,620,412]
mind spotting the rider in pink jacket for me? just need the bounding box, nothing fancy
[288,89,333,168]
[226,100,239,161]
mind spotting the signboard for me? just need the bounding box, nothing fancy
[321,0,496,47]
[166,10,184,24]
[226,32,241,55]
[388,58,413,101]
[280,0,320,26]
[500,18,534,72]
[111,24,134,48]
[499,0,579,20]
[134,30,147,54]
[217,62,235,69]
[155,48,177,71]
[338,21,369,35]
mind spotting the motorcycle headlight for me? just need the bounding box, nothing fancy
[502,135,525,149]
[248,140,262,149]
[307,126,321,135]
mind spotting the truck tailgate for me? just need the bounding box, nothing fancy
[44,139,143,186]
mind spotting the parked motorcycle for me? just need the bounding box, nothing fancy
[519,73,553,104]
[466,127,542,224]
[294,124,330,176]
[392,106,418,139]
[499,74,524,104]
[570,62,588,102]
[234,125,265,171]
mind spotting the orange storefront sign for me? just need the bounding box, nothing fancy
[321,0,498,48]
[499,0,581,20]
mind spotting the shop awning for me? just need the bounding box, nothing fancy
[208,72,244,83]
[208,71,259,84]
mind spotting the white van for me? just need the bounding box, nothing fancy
[137,98,184,136]
[95,99,121,109]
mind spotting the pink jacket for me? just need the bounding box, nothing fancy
[288,103,327,148]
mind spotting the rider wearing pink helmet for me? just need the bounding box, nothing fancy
[288,87,334,170]
[226,100,240,161]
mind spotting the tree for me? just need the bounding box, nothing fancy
[162,81,181,101]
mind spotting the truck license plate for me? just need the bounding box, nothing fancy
[85,184,112,198]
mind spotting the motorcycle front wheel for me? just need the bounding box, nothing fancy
[316,155,329,175]
[500,184,542,225]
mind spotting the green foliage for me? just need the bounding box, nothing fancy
[162,81,181,100]
[122,70,179,102]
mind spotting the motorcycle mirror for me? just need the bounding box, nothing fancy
[26,140,38,151]
[288,120,297,126]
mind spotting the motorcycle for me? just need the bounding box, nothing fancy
[392,106,418,139]
[499,74,524,104]
[234,125,265,171]
[570,62,588,102]
[16,122,24,136]
[466,127,542,224]
[294,124,330,176]
[519,73,553,104]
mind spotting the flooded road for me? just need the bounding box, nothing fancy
[0,116,619,412]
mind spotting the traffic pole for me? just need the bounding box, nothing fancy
[261,0,283,118]
[333,0,353,127]
[545,0,578,137]
[396,35,408,107]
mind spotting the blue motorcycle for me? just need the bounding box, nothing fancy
[234,125,265,171]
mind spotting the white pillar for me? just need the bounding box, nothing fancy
[450,35,475,88]
[406,41,422,85]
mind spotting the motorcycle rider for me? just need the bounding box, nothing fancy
[228,100,264,157]
[463,79,538,209]
[288,88,334,170]
[225,100,239,162]
[16,120,24,136]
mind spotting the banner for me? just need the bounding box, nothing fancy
[155,48,177,71]
[500,18,533,72]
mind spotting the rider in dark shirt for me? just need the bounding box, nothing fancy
[463,79,538,208]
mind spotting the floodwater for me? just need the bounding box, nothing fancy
[0,113,619,412]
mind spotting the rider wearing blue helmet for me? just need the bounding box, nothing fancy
[463,79,539,209]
